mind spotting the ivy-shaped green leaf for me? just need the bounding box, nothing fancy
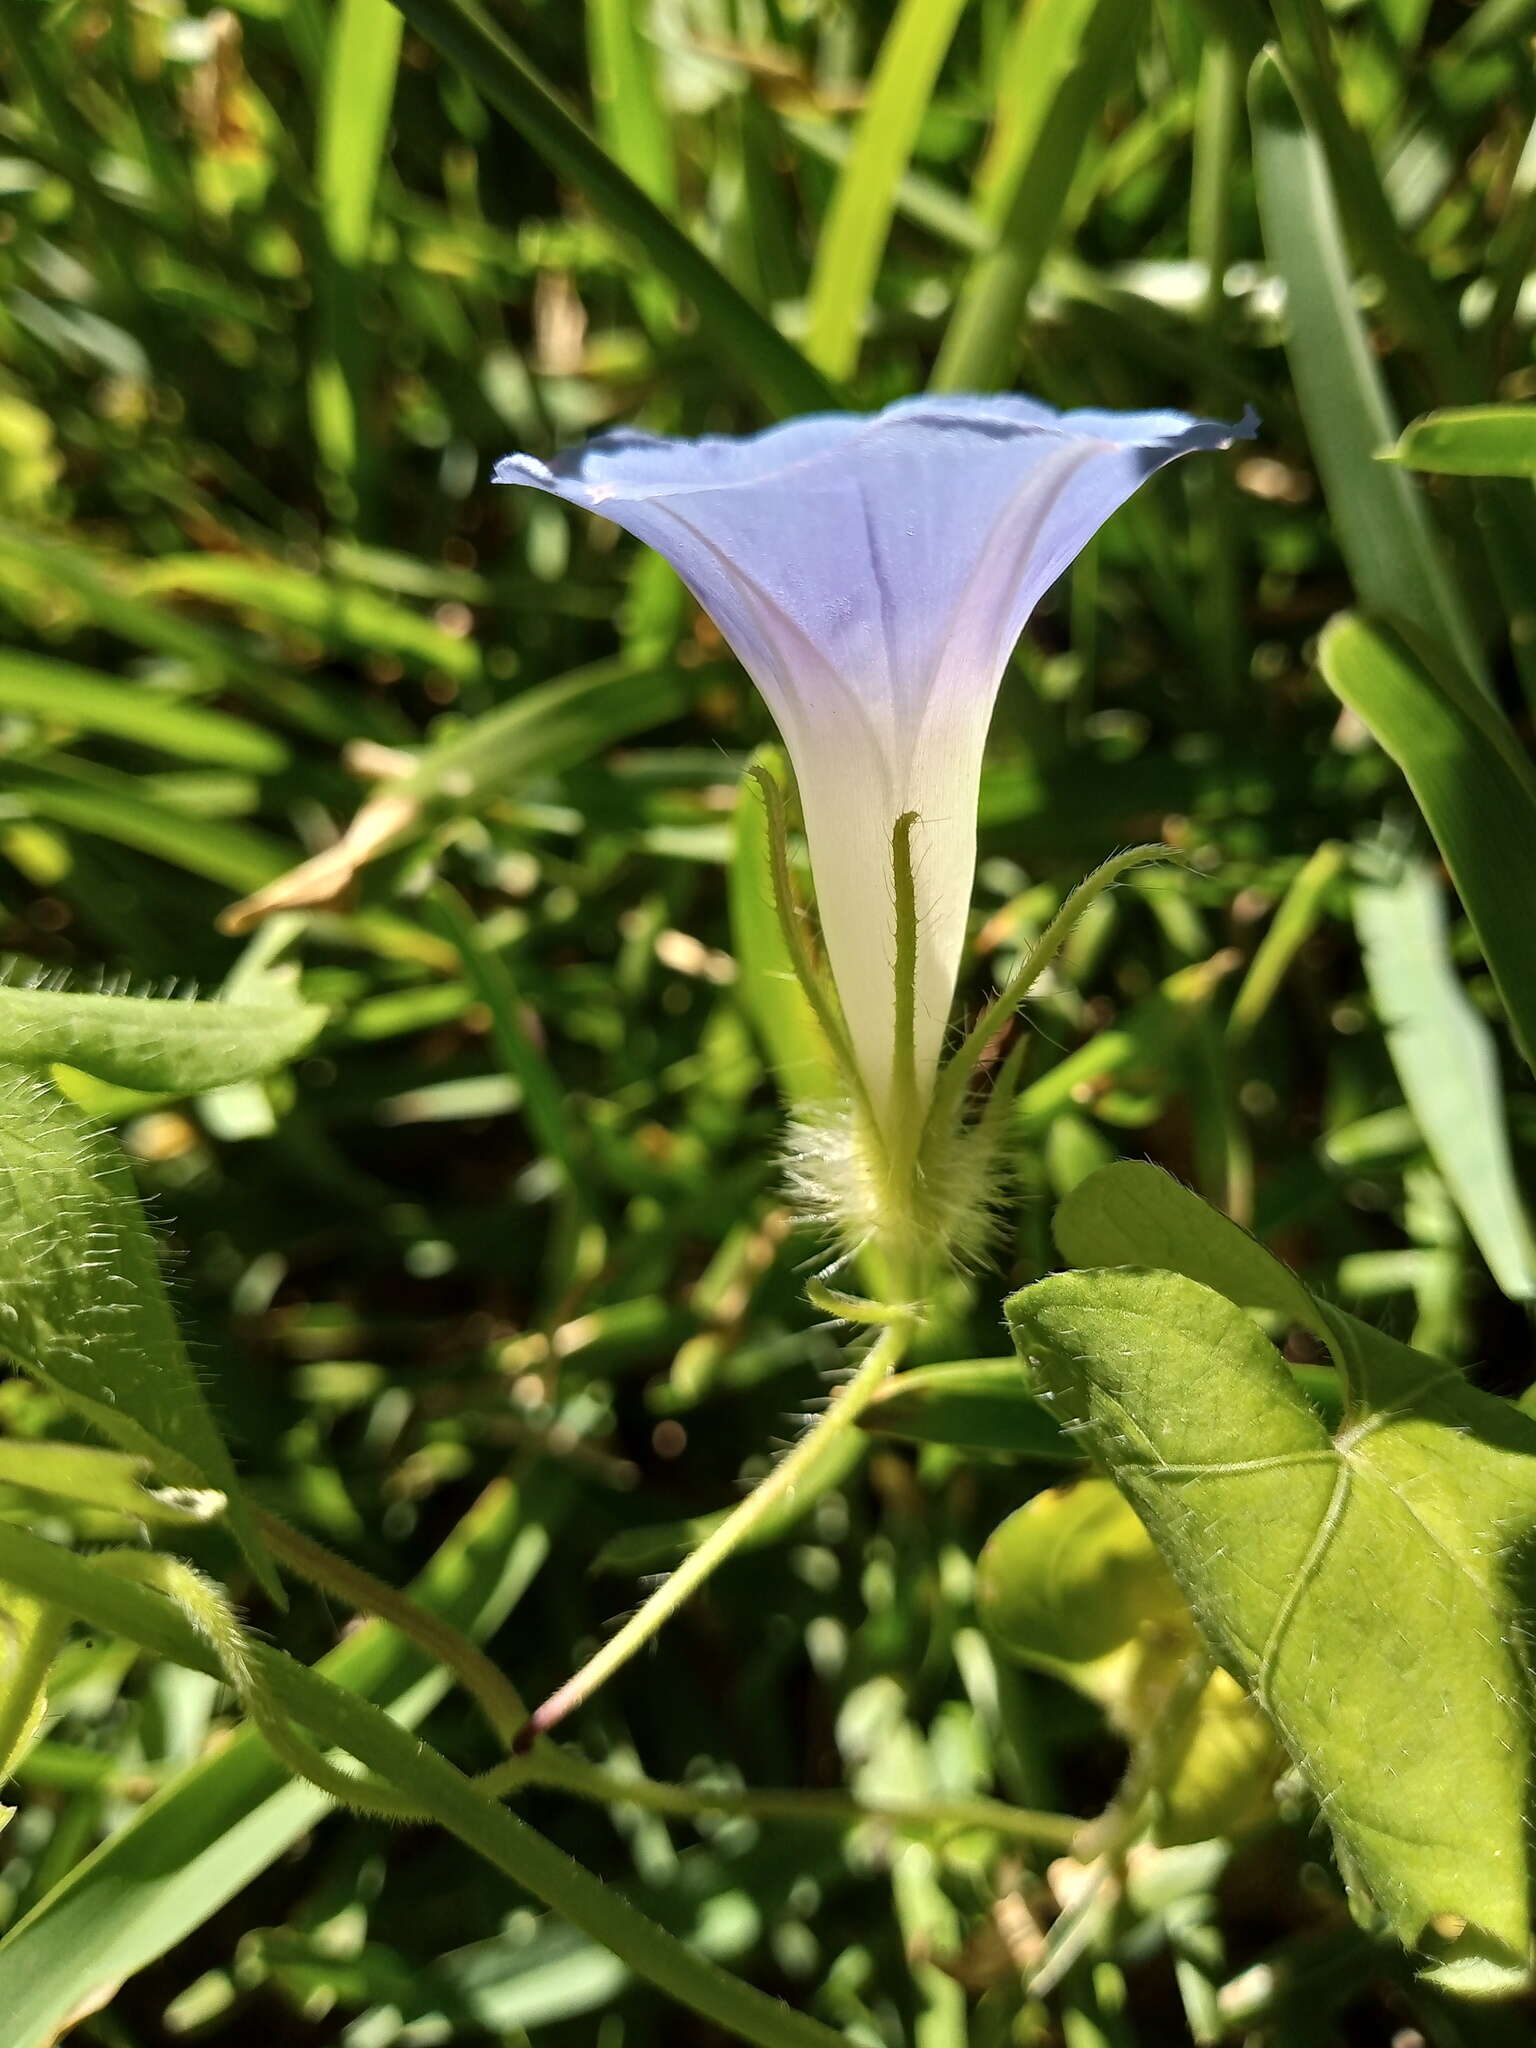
[1010,1162,1536,1993]
[978,1474,1191,1670]
[1053,1157,1323,1335]
[978,1478,1285,1847]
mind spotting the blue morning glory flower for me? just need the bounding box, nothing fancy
[496,395,1255,1127]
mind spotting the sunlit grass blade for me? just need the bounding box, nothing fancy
[786,113,989,255]
[802,0,970,381]
[311,0,402,494]
[318,0,402,270]
[0,1478,555,2046]
[1249,49,1485,692]
[1318,612,1536,1080]
[385,0,835,415]
[1267,0,1471,399]
[0,525,364,745]
[1188,33,1245,707]
[585,0,673,204]
[132,555,479,683]
[0,1520,850,2048]
[1226,841,1348,1045]
[0,651,288,772]
[1353,853,1536,1304]
[931,0,1147,391]
[4,759,287,892]
[585,0,677,330]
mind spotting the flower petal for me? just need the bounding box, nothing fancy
[497,397,1254,1116]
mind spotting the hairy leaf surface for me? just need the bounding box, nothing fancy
[0,1065,275,1595]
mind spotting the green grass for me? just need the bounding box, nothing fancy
[2,0,1536,2042]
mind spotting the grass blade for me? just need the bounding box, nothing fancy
[133,556,479,682]
[311,0,403,491]
[1226,841,1348,1044]
[0,651,288,772]
[1318,612,1536,1079]
[0,1522,851,2048]
[931,0,1147,391]
[317,0,403,271]
[220,656,688,930]
[386,0,835,415]
[0,1479,557,2044]
[803,0,971,381]
[1249,48,1485,691]
[1353,854,1536,1303]
[4,760,286,892]
[585,0,677,331]
[585,0,675,208]
[1268,0,1471,399]
[0,526,365,745]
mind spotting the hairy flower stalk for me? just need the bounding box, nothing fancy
[497,394,1251,1744]
[500,395,1252,1272]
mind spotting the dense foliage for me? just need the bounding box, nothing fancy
[4,0,1536,2042]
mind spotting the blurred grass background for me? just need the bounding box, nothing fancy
[3,0,1536,2040]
